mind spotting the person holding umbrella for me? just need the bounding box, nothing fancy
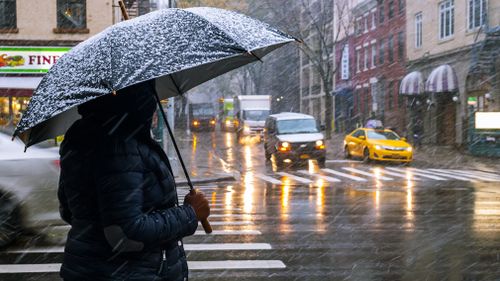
[13,7,297,281]
[58,80,209,280]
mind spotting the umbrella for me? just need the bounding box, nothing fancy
[14,7,297,233]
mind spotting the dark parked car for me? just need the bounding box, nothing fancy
[263,113,326,168]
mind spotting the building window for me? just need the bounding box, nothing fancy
[468,0,486,30]
[56,0,87,30]
[387,82,394,110]
[371,44,377,68]
[356,18,362,35]
[439,0,454,39]
[399,0,405,14]
[364,16,368,32]
[0,0,16,29]
[379,39,385,65]
[388,35,394,63]
[379,4,385,23]
[372,12,377,29]
[356,49,361,72]
[388,1,395,19]
[397,32,404,61]
[364,47,369,70]
[415,12,423,48]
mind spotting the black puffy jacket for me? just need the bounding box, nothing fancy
[58,81,198,281]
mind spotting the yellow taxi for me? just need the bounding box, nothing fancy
[344,128,413,163]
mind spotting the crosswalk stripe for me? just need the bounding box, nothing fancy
[199,221,251,226]
[431,169,500,182]
[184,243,271,251]
[342,167,393,180]
[451,170,500,180]
[256,174,282,185]
[297,170,341,182]
[209,214,248,218]
[321,168,367,181]
[385,167,447,180]
[0,260,286,273]
[194,230,261,235]
[276,172,313,184]
[211,207,242,211]
[371,168,421,180]
[418,169,478,181]
[6,242,270,254]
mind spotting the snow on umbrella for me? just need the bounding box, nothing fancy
[14,7,296,146]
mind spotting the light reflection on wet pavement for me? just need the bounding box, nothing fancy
[1,131,499,280]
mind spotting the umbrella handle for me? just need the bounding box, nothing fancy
[153,93,212,234]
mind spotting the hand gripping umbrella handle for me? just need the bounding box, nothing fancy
[153,93,212,234]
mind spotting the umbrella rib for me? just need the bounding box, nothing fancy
[169,74,182,95]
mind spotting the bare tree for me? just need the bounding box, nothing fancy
[261,0,351,138]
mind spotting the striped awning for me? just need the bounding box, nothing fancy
[425,64,459,93]
[399,71,424,95]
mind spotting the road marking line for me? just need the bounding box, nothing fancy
[189,260,286,270]
[194,230,261,235]
[372,168,421,180]
[321,168,367,182]
[451,170,500,180]
[0,260,286,273]
[209,214,248,218]
[325,160,361,163]
[385,167,447,180]
[297,170,341,182]
[276,172,313,184]
[6,242,270,254]
[420,169,479,182]
[409,168,474,181]
[199,221,251,226]
[341,167,393,180]
[256,174,282,185]
[438,169,500,182]
[211,207,242,211]
[184,243,272,251]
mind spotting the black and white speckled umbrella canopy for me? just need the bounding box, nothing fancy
[14,7,296,147]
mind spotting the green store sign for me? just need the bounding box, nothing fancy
[0,46,71,74]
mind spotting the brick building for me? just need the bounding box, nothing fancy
[349,0,407,134]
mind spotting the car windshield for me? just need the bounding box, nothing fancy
[243,110,269,121]
[192,107,214,116]
[366,130,400,140]
[277,119,319,134]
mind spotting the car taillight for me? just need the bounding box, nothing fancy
[52,159,61,168]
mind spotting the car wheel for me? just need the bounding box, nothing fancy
[318,157,326,168]
[363,148,371,163]
[344,146,351,159]
[0,193,21,248]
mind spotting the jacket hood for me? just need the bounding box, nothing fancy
[63,80,158,150]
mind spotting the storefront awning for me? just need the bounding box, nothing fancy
[425,64,458,93]
[399,71,424,95]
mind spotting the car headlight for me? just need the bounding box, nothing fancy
[374,145,382,150]
[315,140,325,150]
[278,141,291,152]
[406,146,413,152]
[225,120,231,126]
[192,120,199,126]
[243,125,251,133]
[210,119,216,125]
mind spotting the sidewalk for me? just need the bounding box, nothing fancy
[326,133,500,173]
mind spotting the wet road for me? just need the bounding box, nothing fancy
[1,131,500,280]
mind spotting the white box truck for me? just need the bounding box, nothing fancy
[234,95,271,139]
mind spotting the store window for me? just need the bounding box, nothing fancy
[439,0,454,40]
[468,0,486,30]
[415,12,423,48]
[56,0,87,31]
[0,97,29,127]
[0,0,16,29]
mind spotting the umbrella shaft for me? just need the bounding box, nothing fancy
[153,93,194,190]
